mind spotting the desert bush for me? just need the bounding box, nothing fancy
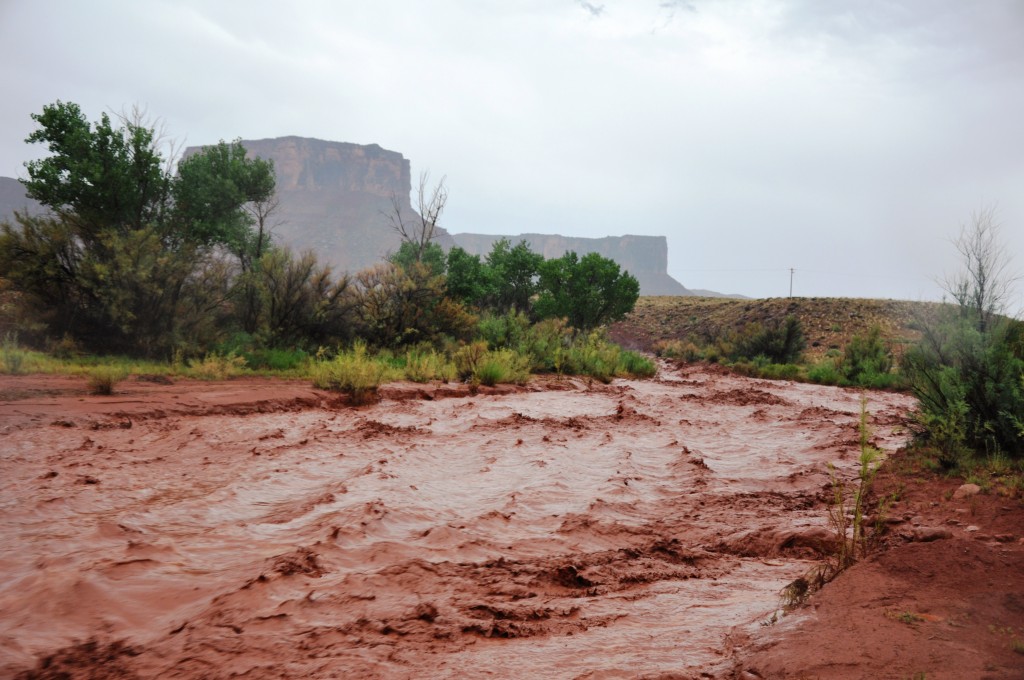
[517,317,573,373]
[905,315,1024,463]
[86,366,128,395]
[732,316,806,365]
[311,342,388,404]
[755,361,801,381]
[187,352,247,380]
[906,210,1024,464]
[478,310,532,351]
[474,349,531,386]
[1,333,26,374]
[807,359,843,386]
[618,350,657,378]
[564,331,621,383]
[654,338,702,362]
[243,347,309,372]
[402,348,456,383]
[841,325,895,384]
[453,341,489,381]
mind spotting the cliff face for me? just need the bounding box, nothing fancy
[4,137,696,296]
[185,137,453,273]
[0,177,44,224]
[450,233,691,296]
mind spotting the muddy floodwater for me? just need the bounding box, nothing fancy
[0,365,913,678]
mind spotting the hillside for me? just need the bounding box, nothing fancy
[610,296,943,363]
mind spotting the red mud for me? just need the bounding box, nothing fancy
[0,366,1021,679]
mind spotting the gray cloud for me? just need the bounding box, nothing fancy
[1,0,1021,308]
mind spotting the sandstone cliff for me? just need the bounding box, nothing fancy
[0,177,43,224]
[3,137,697,296]
[450,233,691,296]
[185,137,454,273]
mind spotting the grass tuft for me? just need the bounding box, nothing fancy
[86,366,128,395]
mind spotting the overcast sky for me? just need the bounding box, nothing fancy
[1,0,1022,305]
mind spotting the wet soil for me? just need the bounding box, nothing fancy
[1,366,1021,679]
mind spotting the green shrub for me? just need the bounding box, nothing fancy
[243,347,309,371]
[187,352,247,380]
[654,338,702,362]
[733,316,805,364]
[808,359,844,386]
[904,316,1024,463]
[618,350,657,378]
[402,348,456,383]
[477,310,531,350]
[841,326,894,384]
[453,341,489,381]
[1,333,26,374]
[519,317,573,372]
[311,342,388,404]
[474,349,531,386]
[86,366,128,395]
[756,361,802,381]
[564,331,621,383]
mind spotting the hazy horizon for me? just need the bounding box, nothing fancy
[1,1,1022,309]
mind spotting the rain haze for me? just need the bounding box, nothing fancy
[1,0,1022,307]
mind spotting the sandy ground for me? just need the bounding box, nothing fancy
[0,365,1021,679]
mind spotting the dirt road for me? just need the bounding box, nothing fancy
[2,364,1009,678]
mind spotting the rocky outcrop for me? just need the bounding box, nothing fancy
[0,177,44,224]
[450,233,690,296]
[185,137,454,273]
[4,137,696,296]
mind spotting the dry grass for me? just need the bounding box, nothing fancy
[610,296,945,363]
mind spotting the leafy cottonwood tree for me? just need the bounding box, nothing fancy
[0,101,278,355]
[535,251,640,331]
[486,239,543,314]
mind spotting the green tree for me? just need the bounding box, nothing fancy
[22,101,169,241]
[445,246,494,307]
[173,139,275,255]
[486,239,542,314]
[535,251,640,331]
[390,240,446,277]
[1,101,278,356]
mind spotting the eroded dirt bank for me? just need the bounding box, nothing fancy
[0,365,953,678]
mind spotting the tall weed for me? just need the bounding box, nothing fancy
[311,342,388,404]
[1,333,26,374]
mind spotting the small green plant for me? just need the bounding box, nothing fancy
[187,352,247,380]
[311,342,388,404]
[402,348,456,383]
[1011,638,1024,655]
[786,397,885,609]
[474,349,531,386]
[807,359,843,386]
[618,350,657,378]
[453,341,489,381]
[827,397,884,571]
[890,611,925,625]
[86,366,128,395]
[1,333,26,374]
[564,331,622,383]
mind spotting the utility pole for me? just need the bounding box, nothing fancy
[789,268,794,297]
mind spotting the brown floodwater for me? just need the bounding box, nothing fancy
[0,365,914,678]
